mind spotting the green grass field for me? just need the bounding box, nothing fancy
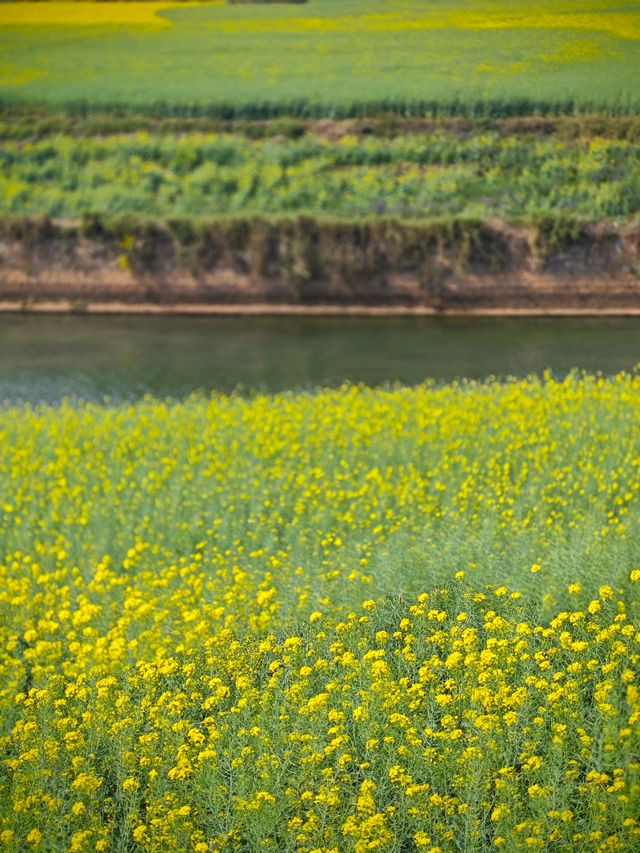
[1,0,639,115]
[1,377,640,850]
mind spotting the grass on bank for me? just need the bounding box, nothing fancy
[1,0,639,116]
[1,376,640,850]
[2,130,639,221]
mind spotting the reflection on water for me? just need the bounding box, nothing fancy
[1,314,640,404]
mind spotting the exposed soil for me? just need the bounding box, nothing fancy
[1,217,638,315]
[3,108,640,143]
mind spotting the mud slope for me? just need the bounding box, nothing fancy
[1,216,638,314]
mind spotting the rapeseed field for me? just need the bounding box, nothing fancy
[0,3,193,30]
[1,375,639,850]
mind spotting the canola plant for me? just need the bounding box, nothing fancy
[1,375,639,850]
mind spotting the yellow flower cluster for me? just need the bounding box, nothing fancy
[0,375,639,849]
[3,0,635,43]
[202,2,639,43]
[0,3,222,30]
[1,571,638,850]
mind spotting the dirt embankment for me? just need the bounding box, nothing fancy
[4,111,640,143]
[0,216,639,314]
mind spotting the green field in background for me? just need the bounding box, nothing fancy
[1,0,639,115]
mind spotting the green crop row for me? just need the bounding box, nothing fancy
[3,131,638,221]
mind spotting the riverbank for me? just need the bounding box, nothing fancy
[3,113,638,317]
[4,108,639,143]
[5,303,640,317]
[1,216,638,314]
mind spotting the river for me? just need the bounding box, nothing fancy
[1,314,640,404]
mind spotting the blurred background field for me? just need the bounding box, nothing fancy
[1,0,639,116]
[2,129,639,220]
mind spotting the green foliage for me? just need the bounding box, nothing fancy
[3,108,640,143]
[2,130,638,221]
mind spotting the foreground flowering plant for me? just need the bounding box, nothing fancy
[1,376,639,850]
[1,577,638,851]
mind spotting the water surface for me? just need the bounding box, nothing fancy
[1,314,640,404]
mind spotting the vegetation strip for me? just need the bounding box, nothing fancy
[1,377,639,849]
[1,121,638,311]
[3,130,638,221]
[3,110,640,143]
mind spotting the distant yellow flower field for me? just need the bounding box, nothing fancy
[0,0,637,113]
[0,1,221,29]
[205,5,639,42]
[1,1,637,42]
